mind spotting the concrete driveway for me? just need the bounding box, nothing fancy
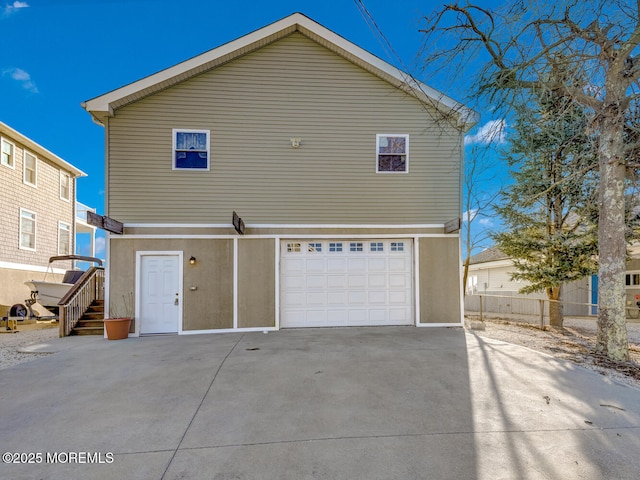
[0,327,639,479]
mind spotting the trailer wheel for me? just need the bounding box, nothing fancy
[10,304,28,318]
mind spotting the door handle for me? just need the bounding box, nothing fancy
[175,294,179,306]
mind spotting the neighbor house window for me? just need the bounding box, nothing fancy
[1,138,15,168]
[60,171,71,201]
[626,272,640,287]
[20,208,36,250]
[58,221,71,255]
[173,129,210,170]
[23,150,37,186]
[376,134,409,173]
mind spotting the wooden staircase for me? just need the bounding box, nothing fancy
[70,300,104,336]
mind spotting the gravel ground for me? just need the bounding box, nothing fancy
[2,317,640,390]
[0,321,59,370]
[466,314,640,389]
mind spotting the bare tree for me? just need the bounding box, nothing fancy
[462,143,502,295]
[421,0,640,361]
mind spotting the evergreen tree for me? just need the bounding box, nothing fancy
[493,88,598,327]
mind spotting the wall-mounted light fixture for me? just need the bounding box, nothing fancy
[290,138,302,148]
[189,256,196,265]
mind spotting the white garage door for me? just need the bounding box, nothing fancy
[280,239,413,328]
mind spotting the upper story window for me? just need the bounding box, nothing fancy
[60,171,71,201]
[1,138,15,168]
[173,129,210,170]
[20,208,36,251]
[23,150,37,186]
[376,134,409,173]
[58,221,71,255]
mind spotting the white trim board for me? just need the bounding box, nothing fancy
[111,233,459,240]
[123,223,446,229]
[0,261,66,274]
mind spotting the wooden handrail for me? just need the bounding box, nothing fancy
[58,266,105,337]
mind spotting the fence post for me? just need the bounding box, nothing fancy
[479,295,483,322]
[539,299,545,329]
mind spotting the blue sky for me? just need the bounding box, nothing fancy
[1,0,501,257]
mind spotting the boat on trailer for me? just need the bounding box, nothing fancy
[24,255,103,315]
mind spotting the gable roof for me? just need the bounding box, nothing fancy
[0,121,86,177]
[82,12,478,129]
[466,246,510,265]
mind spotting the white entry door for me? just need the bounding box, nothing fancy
[280,240,413,328]
[139,255,181,334]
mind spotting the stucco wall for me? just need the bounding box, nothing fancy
[419,237,461,324]
[237,238,276,328]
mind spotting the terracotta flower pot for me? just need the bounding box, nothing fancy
[104,317,131,340]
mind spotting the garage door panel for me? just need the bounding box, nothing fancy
[306,292,326,306]
[390,291,409,304]
[307,310,327,324]
[368,291,387,303]
[327,258,347,273]
[284,292,305,306]
[306,275,326,289]
[368,274,386,288]
[283,258,305,273]
[347,258,367,272]
[390,308,411,323]
[368,258,387,271]
[389,274,410,288]
[282,275,305,290]
[348,291,367,305]
[348,309,367,323]
[348,275,366,288]
[305,258,326,273]
[327,292,347,305]
[327,275,346,288]
[281,240,413,327]
[389,257,409,271]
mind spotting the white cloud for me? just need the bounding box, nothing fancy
[95,236,106,256]
[478,218,494,226]
[462,209,478,223]
[2,1,29,17]
[2,67,38,93]
[464,119,507,146]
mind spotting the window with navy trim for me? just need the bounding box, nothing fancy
[376,134,409,173]
[173,129,210,170]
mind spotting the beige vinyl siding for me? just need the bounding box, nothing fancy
[107,32,462,224]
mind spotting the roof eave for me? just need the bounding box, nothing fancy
[83,12,477,130]
[0,121,86,177]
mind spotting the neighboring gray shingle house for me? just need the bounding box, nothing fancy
[83,13,477,336]
[464,246,595,316]
[0,121,96,316]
